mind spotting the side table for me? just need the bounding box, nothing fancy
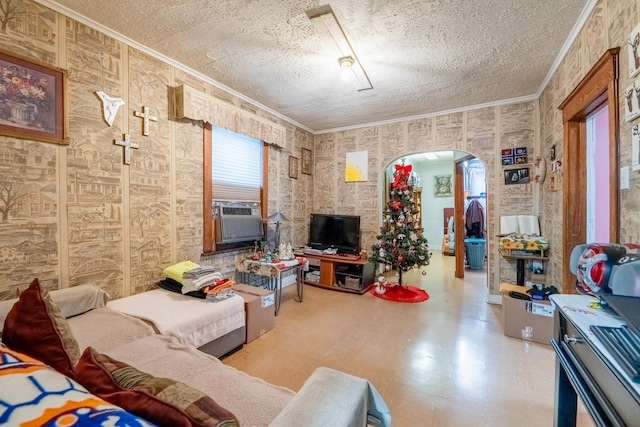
[235,257,307,315]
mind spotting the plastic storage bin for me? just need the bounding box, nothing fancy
[465,238,486,270]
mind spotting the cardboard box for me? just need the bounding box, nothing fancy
[232,284,275,343]
[500,283,555,345]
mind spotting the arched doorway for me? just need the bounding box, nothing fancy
[380,150,489,287]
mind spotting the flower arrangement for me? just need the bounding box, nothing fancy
[0,62,54,128]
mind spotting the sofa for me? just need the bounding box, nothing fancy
[0,279,391,426]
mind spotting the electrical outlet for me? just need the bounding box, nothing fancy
[621,166,630,190]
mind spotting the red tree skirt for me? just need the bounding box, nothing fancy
[369,283,429,303]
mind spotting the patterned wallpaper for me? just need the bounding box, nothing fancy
[0,0,313,299]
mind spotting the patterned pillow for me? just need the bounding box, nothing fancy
[2,278,80,378]
[0,344,155,426]
[75,347,239,427]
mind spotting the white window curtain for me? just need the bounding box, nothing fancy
[212,126,262,202]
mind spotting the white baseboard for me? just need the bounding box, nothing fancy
[486,293,502,305]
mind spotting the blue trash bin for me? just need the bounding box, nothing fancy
[464,238,485,270]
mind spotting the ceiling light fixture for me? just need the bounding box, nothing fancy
[338,56,354,80]
[306,5,373,91]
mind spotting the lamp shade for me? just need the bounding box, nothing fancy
[266,212,291,223]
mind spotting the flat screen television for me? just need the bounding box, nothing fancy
[309,213,361,254]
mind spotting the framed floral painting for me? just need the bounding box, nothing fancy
[0,50,68,145]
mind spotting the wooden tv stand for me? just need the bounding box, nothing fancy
[299,251,375,294]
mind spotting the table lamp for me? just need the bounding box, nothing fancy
[266,212,291,249]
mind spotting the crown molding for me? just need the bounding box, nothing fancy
[37,0,314,134]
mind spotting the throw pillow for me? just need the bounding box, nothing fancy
[0,344,155,427]
[2,278,81,378]
[75,347,239,427]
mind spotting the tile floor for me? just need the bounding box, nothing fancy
[223,252,593,426]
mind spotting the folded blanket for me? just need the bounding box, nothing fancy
[162,260,200,283]
[158,278,206,299]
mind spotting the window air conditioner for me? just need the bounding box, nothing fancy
[214,202,263,244]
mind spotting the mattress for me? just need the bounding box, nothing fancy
[107,289,245,348]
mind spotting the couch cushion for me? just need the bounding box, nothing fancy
[0,283,109,338]
[0,344,154,426]
[68,307,156,354]
[106,335,294,426]
[75,347,239,427]
[2,278,80,378]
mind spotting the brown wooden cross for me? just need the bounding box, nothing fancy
[133,106,158,136]
[114,133,139,165]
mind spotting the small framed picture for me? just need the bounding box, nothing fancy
[515,155,528,164]
[301,148,312,175]
[504,167,530,185]
[502,157,513,166]
[288,156,298,179]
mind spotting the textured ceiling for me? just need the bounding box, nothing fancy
[46,0,589,132]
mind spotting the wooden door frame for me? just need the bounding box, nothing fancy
[454,154,474,278]
[558,47,619,293]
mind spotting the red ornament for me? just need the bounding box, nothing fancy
[398,254,405,263]
[391,164,412,189]
[390,200,402,210]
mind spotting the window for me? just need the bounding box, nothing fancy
[211,127,262,201]
[203,124,268,253]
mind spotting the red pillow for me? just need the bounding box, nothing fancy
[2,278,80,378]
[75,347,239,427]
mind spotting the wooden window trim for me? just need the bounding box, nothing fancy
[202,123,268,254]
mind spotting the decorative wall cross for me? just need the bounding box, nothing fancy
[114,133,139,165]
[133,106,158,136]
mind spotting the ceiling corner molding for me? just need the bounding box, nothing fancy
[314,94,538,135]
[536,0,599,98]
[36,0,313,134]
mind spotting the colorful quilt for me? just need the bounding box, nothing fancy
[0,344,156,426]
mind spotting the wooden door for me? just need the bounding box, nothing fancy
[454,158,467,277]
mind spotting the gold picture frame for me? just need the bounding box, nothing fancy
[288,156,298,179]
[0,50,68,145]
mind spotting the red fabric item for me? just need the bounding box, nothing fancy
[370,283,429,303]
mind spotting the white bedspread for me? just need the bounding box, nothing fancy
[107,289,245,348]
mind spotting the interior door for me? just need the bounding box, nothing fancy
[454,157,467,278]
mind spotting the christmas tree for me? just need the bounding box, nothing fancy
[369,162,430,286]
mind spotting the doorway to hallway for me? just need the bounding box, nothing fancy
[381,151,488,290]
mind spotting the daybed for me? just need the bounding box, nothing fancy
[106,288,246,357]
[0,280,391,427]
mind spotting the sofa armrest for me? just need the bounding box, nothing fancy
[268,367,391,427]
[1,285,109,337]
